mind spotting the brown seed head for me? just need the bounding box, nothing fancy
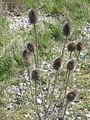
[53,57,62,70]
[29,9,38,24]
[32,69,40,81]
[27,43,35,53]
[68,42,76,52]
[67,59,76,71]
[63,21,72,36]
[77,42,83,52]
[22,49,30,60]
[67,91,76,102]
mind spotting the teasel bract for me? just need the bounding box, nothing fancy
[66,91,76,102]
[67,59,76,71]
[22,49,30,61]
[76,42,83,60]
[67,42,76,58]
[32,69,40,81]
[29,9,39,68]
[27,42,37,68]
[29,9,38,24]
[62,90,76,119]
[53,57,62,70]
[62,21,72,57]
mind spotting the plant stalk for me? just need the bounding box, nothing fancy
[62,100,69,120]
[35,81,42,120]
[34,23,38,68]
[33,51,37,68]
[61,36,68,57]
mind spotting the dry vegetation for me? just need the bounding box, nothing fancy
[0,0,90,120]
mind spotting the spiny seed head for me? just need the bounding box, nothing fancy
[29,9,38,24]
[67,59,76,71]
[27,43,35,53]
[53,57,62,70]
[68,42,76,52]
[22,49,30,60]
[32,69,40,81]
[67,91,76,102]
[77,42,83,52]
[63,21,72,36]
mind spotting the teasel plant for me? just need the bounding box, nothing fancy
[27,42,37,68]
[56,59,76,118]
[62,90,77,120]
[67,42,76,59]
[44,57,62,119]
[22,49,34,99]
[62,20,72,58]
[31,69,42,120]
[22,49,30,80]
[64,59,76,98]
[29,9,39,68]
[76,42,83,61]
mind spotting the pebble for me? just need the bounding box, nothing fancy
[86,113,90,118]
[66,111,70,116]
[7,103,13,110]
[37,98,42,104]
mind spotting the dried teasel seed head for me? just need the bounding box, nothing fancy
[66,91,76,102]
[32,69,40,81]
[67,59,76,71]
[76,42,83,52]
[29,9,38,24]
[27,43,35,53]
[63,21,72,36]
[22,49,30,60]
[53,57,62,70]
[68,42,76,52]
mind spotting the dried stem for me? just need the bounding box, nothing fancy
[46,79,51,106]
[33,51,37,68]
[77,51,80,61]
[35,81,42,120]
[56,70,69,119]
[44,70,59,119]
[44,79,51,120]
[39,80,46,108]
[63,70,70,100]
[69,51,72,59]
[34,23,38,68]
[61,36,68,57]
[62,100,69,120]
[27,60,34,99]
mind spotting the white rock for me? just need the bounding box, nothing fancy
[86,113,90,118]
[37,98,42,104]
[66,111,70,116]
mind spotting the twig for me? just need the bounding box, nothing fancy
[27,60,34,100]
[33,51,37,68]
[35,81,42,120]
[61,36,68,57]
[69,51,72,59]
[34,23,39,68]
[44,70,59,120]
[62,100,69,120]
